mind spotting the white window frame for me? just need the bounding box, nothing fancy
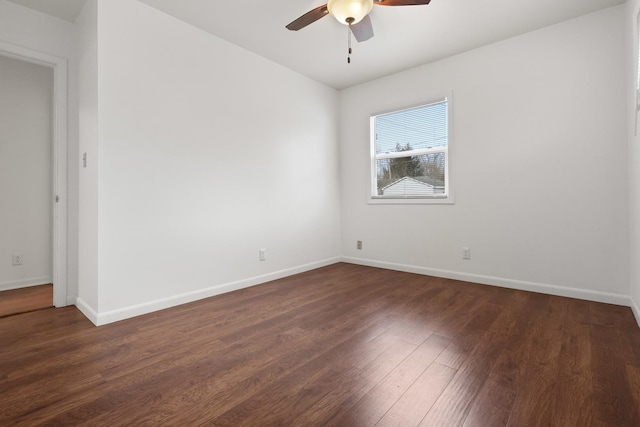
[369,93,453,205]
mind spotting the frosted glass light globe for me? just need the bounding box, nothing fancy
[327,0,374,25]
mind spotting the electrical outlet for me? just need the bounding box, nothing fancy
[462,247,471,260]
[12,254,23,266]
[357,240,362,250]
[259,248,266,261]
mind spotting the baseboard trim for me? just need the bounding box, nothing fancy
[0,276,52,292]
[92,257,341,326]
[631,297,640,328]
[75,256,637,327]
[75,297,99,325]
[341,257,631,307]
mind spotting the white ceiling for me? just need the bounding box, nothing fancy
[8,0,626,89]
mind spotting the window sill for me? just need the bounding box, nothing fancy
[368,196,455,205]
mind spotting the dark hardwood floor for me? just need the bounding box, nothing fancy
[0,284,52,318]
[1,263,639,426]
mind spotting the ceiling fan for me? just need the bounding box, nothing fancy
[286,0,432,46]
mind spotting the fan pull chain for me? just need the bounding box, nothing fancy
[347,24,352,64]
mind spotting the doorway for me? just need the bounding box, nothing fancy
[0,42,68,309]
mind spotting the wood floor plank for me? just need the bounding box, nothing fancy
[504,294,568,427]
[420,291,530,426]
[330,333,450,427]
[79,317,392,425]
[590,324,640,426]
[550,299,594,427]
[434,300,504,370]
[625,364,640,414]
[0,284,52,317]
[1,263,640,426]
[111,286,407,426]
[287,325,413,426]
[0,305,90,344]
[375,361,456,427]
[461,377,516,427]
[459,294,535,427]
[318,339,419,427]
[209,328,405,426]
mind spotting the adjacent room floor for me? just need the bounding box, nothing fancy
[1,264,639,426]
[0,284,52,318]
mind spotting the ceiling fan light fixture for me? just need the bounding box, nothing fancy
[327,0,373,25]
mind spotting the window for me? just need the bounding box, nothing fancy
[370,97,451,203]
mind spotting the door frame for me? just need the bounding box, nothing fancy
[0,41,68,307]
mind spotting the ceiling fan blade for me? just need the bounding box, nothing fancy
[286,4,330,31]
[351,15,374,42]
[374,0,431,5]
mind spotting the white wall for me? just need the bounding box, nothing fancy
[88,0,341,323]
[341,6,629,303]
[0,0,79,301]
[627,0,640,324]
[0,1,75,56]
[76,0,99,315]
[0,55,53,290]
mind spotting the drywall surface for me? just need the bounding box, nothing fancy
[0,55,53,290]
[0,0,75,57]
[76,0,99,316]
[94,0,341,319]
[340,6,629,301]
[628,0,640,323]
